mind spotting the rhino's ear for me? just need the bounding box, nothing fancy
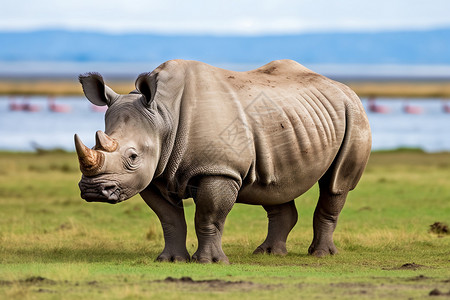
[79,73,119,107]
[135,72,156,106]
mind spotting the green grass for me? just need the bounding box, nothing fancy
[0,151,449,299]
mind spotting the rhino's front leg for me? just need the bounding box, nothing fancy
[140,186,190,262]
[192,176,239,264]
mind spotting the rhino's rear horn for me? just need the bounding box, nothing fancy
[94,130,118,152]
[74,134,105,176]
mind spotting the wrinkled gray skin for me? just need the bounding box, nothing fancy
[75,59,371,263]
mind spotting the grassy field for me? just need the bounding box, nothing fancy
[1,79,450,98]
[0,150,449,299]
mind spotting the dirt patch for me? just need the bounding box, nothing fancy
[358,206,372,211]
[57,223,73,231]
[36,288,57,293]
[399,263,427,270]
[430,222,449,236]
[157,276,267,291]
[329,282,372,294]
[330,282,373,288]
[383,263,427,271]
[407,274,431,281]
[0,276,56,286]
[0,280,12,286]
[429,288,450,296]
[23,276,56,285]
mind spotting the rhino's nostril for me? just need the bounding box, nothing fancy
[101,183,119,200]
[78,179,121,203]
[104,184,116,191]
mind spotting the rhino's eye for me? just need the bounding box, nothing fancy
[123,148,140,170]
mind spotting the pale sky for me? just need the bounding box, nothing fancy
[2,0,450,35]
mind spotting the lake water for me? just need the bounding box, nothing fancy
[0,96,449,152]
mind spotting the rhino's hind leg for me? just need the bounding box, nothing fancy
[140,187,190,262]
[309,104,370,257]
[308,186,348,257]
[253,200,298,255]
[192,176,238,264]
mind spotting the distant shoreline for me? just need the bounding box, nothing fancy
[0,78,449,98]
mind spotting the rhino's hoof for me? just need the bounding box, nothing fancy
[191,254,229,264]
[309,249,329,257]
[308,244,338,257]
[156,253,190,263]
[253,243,288,256]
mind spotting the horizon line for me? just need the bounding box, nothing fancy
[1,25,450,37]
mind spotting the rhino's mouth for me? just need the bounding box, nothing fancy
[78,178,123,204]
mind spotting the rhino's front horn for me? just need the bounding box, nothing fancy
[74,134,105,176]
[94,130,118,152]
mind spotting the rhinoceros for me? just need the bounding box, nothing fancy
[74,59,371,263]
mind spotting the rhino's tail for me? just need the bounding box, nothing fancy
[320,94,372,195]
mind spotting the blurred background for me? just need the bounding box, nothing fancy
[0,0,449,152]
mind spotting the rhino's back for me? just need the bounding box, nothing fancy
[156,60,366,204]
[239,61,351,203]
